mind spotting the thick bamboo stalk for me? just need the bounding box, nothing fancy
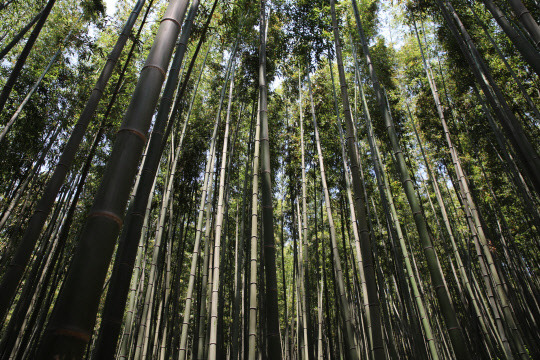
[507,0,540,46]
[92,1,212,355]
[0,0,148,321]
[480,0,540,78]
[36,0,190,356]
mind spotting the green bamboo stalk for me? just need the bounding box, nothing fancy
[298,70,312,360]
[134,119,186,360]
[176,41,222,360]
[231,100,256,360]
[358,76,439,359]
[196,181,217,360]
[208,60,237,360]
[438,0,540,195]
[413,17,528,358]
[295,199,311,360]
[329,1,385,358]
[94,3,217,356]
[0,127,60,232]
[0,7,43,61]
[329,57,371,353]
[469,3,540,119]
[480,0,540,77]
[258,2,282,357]
[0,14,82,143]
[247,94,261,360]
[350,1,470,357]
[307,69,360,360]
[507,0,540,46]
[118,176,157,359]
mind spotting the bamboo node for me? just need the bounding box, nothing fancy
[117,127,147,143]
[88,210,123,228]
[143,64,167,78]
[160,16,181,28]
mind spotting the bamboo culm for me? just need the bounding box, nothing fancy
[330,1,386,358]
[36,0,190,357]
[90,1,209,355]
[350,0,470,357]
[0,0,147,323]
[259,2,283,358]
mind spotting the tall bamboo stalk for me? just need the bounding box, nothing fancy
[298,69,312,360]
[258,2,282,357]
[36,0,190,356]
[208,60,237,360]
[329,1,385,358]
[176,42,221,360]
[91,1,211,355]
[480,0,540,77]
[306,69,361,360]
[0,0,148,322]
[248,94,261,360]
[356,70,439,359]
[507,0,540,46]
[231,100,256,360]
[0,7,43,61]
[412,17,529,358]
[0,14,83,143]
[350,1,470,357]
[437,0,540,194]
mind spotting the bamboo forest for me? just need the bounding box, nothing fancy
[2,0,540,358]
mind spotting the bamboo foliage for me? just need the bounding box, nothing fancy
[0,0,538,358]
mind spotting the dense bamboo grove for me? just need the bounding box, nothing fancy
[0,0,539,358]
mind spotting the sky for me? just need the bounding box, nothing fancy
[105,0,117,17]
